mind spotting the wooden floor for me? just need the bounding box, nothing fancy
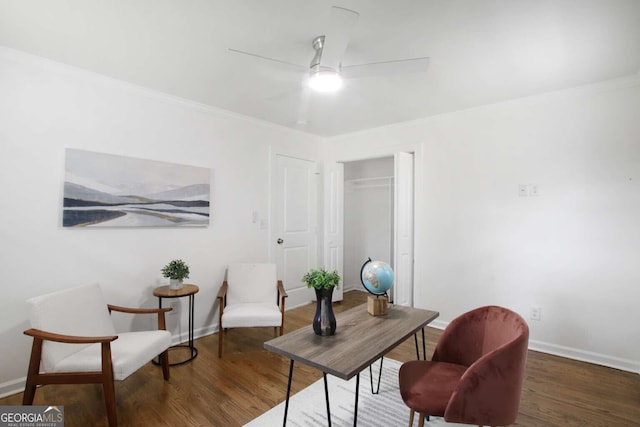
[2,291,638,426]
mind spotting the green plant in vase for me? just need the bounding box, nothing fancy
[162,259,190,290]
[302,268,340,336]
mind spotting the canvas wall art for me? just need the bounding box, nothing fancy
[63,149,210,227]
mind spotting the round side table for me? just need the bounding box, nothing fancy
[153,284,199,365]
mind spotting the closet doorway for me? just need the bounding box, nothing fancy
[343,157,395,297]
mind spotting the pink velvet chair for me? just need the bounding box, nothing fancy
[398,305,529,427]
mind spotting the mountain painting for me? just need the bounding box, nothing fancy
[63,149,210,227]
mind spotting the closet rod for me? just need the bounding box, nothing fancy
[345,176,393,183]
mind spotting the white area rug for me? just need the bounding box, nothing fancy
[245,358,467,427]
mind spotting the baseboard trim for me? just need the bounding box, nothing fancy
[528,339,639,374]
[428,320,639,374]
[285,301,314,311]
[0,376,26,399]
[173,325,218,345]
[428,319,449,331]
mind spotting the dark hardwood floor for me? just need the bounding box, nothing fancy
[2,291,638,426]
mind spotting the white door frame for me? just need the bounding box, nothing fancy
[393,151,414,307]
[328,143,423,307]
[323,161,344,301]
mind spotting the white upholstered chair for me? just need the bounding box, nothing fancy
[23,283,172,427]
[217,263,287,357]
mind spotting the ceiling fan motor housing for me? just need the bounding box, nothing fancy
[311,35,336,73]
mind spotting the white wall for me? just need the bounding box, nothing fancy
[343,158,394,290]
[0,47,321,396]
[326,76,640,372]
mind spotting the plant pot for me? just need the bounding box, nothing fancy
[313,287,336,336]
[169,279,184,290]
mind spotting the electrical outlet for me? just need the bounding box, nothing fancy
[528,184,539,196]
[530,306,542,321]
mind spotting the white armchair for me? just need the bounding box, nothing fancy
[23,283,172,427]
[217,263,287,357]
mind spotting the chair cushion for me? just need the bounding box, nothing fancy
[398,360,467,416]
[226,263,278,306]
[53,330,171,381]
[221,303,282,328]
[27,283,117,372]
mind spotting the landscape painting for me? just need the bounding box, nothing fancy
[63,149,210,227]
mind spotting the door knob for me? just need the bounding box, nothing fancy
[277,238,284,244]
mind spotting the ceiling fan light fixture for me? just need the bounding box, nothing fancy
[308,69,343,92]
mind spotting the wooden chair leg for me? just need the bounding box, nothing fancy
[159,350,170,380]
[418,413,425,427]
[408,409,415,427]
[23,381,37,405]
[218,326,224,358]
[103,379,117,427]
[101,342,118,427]
[23,338,43,405]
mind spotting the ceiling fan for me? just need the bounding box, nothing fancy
[227,6,430,93]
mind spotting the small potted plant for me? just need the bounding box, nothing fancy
[162,259,190,290]
[302,268,340,336]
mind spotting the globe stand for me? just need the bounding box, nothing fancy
[367,294,388,316]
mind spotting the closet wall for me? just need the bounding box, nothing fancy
[343,157,394,291]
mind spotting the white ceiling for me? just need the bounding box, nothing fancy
[1,0,639,137]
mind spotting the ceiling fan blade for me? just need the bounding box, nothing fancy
[341,57,430,79]
[227,47,306,70]
[320,6,360,70]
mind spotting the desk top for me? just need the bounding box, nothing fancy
[264,303,439,380]
[153,284,199,298]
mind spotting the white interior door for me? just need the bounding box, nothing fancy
[393,152,414,306]
[273,154,318,308]
[323,162,344,301]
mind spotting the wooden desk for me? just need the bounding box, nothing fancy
[264,303,439,426]
[153,284,199,365]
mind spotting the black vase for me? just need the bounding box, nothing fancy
[313,287,336,336]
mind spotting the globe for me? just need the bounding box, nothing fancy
[360,258,394,295]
